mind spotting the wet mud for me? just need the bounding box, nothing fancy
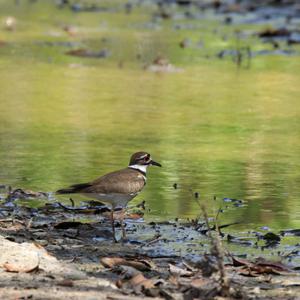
[1,186,300,299]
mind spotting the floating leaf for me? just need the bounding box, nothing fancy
[280,229,300,237]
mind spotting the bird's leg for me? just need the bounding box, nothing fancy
[110,207,117,243]
[121,207,127,241]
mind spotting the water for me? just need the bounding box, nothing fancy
[0,1,300,235]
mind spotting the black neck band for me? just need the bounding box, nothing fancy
[129,167,146,177]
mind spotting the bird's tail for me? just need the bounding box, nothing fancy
[56,182,91,194]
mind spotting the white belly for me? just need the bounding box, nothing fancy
[82,192,138,208]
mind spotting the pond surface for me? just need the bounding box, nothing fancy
[0,0,300,237]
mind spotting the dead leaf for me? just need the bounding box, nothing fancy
[3,257,39,273]
[168,275,179,286]
[182,261,197,272]
[231,256,252,267]
[130,273,154,289]
[116,279,123,288]
[190,277,212,288]
[125,213,144,219]
[254,257,291,274]
[100,257,154,271]
[169,263,193,277]
[237,267,260,277]
[0,221,25,231]
[231,256,291,276]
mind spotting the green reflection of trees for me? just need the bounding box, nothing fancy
[0,1,300,231]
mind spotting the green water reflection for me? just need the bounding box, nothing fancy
[0,1,300,231]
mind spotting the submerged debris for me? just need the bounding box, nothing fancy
[258,27,291,38]
[145,56,183,73]
[65,48,110,58]
[262,232,281,243]
[5,188,49,202]
[280,229,300,236]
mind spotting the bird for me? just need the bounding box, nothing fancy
[56,151,161,242]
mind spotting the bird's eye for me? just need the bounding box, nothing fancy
[141,154,149,161]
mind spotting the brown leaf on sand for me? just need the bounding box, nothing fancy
[130,273,154,289]
[190,277,212,288]
[100,257,154,271]
[168,263,193,277]
[101,257,124,268]
[3,257,39,273]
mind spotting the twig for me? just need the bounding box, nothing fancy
[141,233,162,247]
[69,198,75,207]
[201,204,230,297]
[26,217,33,229]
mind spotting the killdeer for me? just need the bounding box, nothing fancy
[56,151,161,242]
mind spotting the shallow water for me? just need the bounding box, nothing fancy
[0,1,300,237]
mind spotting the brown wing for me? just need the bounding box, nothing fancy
[81,168,146,195]
[56,182,92,194]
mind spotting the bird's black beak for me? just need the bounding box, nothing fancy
[150,160,162,167]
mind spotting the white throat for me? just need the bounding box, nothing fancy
[129,164,148,174]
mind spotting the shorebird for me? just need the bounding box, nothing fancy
[56,151,161,242]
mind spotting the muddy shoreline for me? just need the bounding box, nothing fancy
[1,186,300,299]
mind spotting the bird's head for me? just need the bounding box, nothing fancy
[129,152,161,168]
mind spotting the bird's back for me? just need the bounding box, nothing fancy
[56,167,146,196]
